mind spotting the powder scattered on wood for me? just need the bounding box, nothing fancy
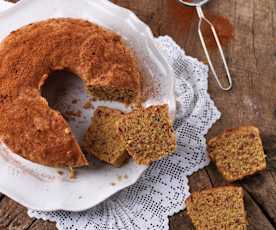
[83,100,94,109]
[167,0,196,33]
[202,15,234,49]
[71,99,78,104]
[65,110,82,118]
[62,114,76,122]
[168,1,234,49]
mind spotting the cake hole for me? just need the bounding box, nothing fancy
[41,70,94,144]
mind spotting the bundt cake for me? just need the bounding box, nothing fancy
[0,18,141,167]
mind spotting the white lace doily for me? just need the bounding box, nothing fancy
[25,36,220,229]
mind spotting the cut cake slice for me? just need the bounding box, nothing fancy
[84,106,128,167]
[117,104,176,165]
[208,126,266,181]
[186,186,247,230]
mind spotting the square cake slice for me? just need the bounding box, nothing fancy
[117,104,176,165]
[208,126,266,181]
[84,106,128,167]
[186,186,247,230]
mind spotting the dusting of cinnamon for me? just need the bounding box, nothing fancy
[83,100,94,109]
[71,99,78,104]
[202,15,234,49]
[167,0,196,33]
[68,167,76,179]
[65,110,82,118]
[168,1,234,49]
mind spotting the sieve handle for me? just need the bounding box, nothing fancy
[196,6,232,91]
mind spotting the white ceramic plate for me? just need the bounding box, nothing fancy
[0,0,176,211]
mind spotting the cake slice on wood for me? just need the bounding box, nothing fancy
[84,107,128,167]
[186,186,247,230]
[208,126,266,181]
[117,104,176,165]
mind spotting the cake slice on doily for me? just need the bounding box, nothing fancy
[117,104,176,165]
[84,106,128,167]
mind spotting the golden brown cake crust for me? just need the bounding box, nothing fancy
[186,186,247,230]
[0,89,87,167]
[0,18,141,167]
[208,126,266,181]
[84,107,128,167]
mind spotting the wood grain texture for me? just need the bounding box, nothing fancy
[27,220,57,230]
[1,0,276,229]
[0,197,34,229]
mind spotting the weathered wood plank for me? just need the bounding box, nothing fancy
[169,211,193,230]
[244,191,275,230]
[0,197,34,229]
[188,169,213,192]
[112,0,165,36]
[207,0,276,138]
[242,172,276,226]
[8,211,35,230]
[27,219,57,230]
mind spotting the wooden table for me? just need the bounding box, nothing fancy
[1,0,275,229]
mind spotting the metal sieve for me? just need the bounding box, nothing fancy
[178,0,232,91]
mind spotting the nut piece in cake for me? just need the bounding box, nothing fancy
[117,104,176,165]
[208,126,266,181]
[186,186,247,230]
[84,107,128,167]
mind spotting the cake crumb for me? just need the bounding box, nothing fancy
[71,99,78,104]
[68,167,76,179]
[123,174,128,179]
[111,182,116,186]
[57,170,64,176]
[83,100,94,109]
[117,175,123,182]
[64,128,71,134]
[65,110,82,118]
